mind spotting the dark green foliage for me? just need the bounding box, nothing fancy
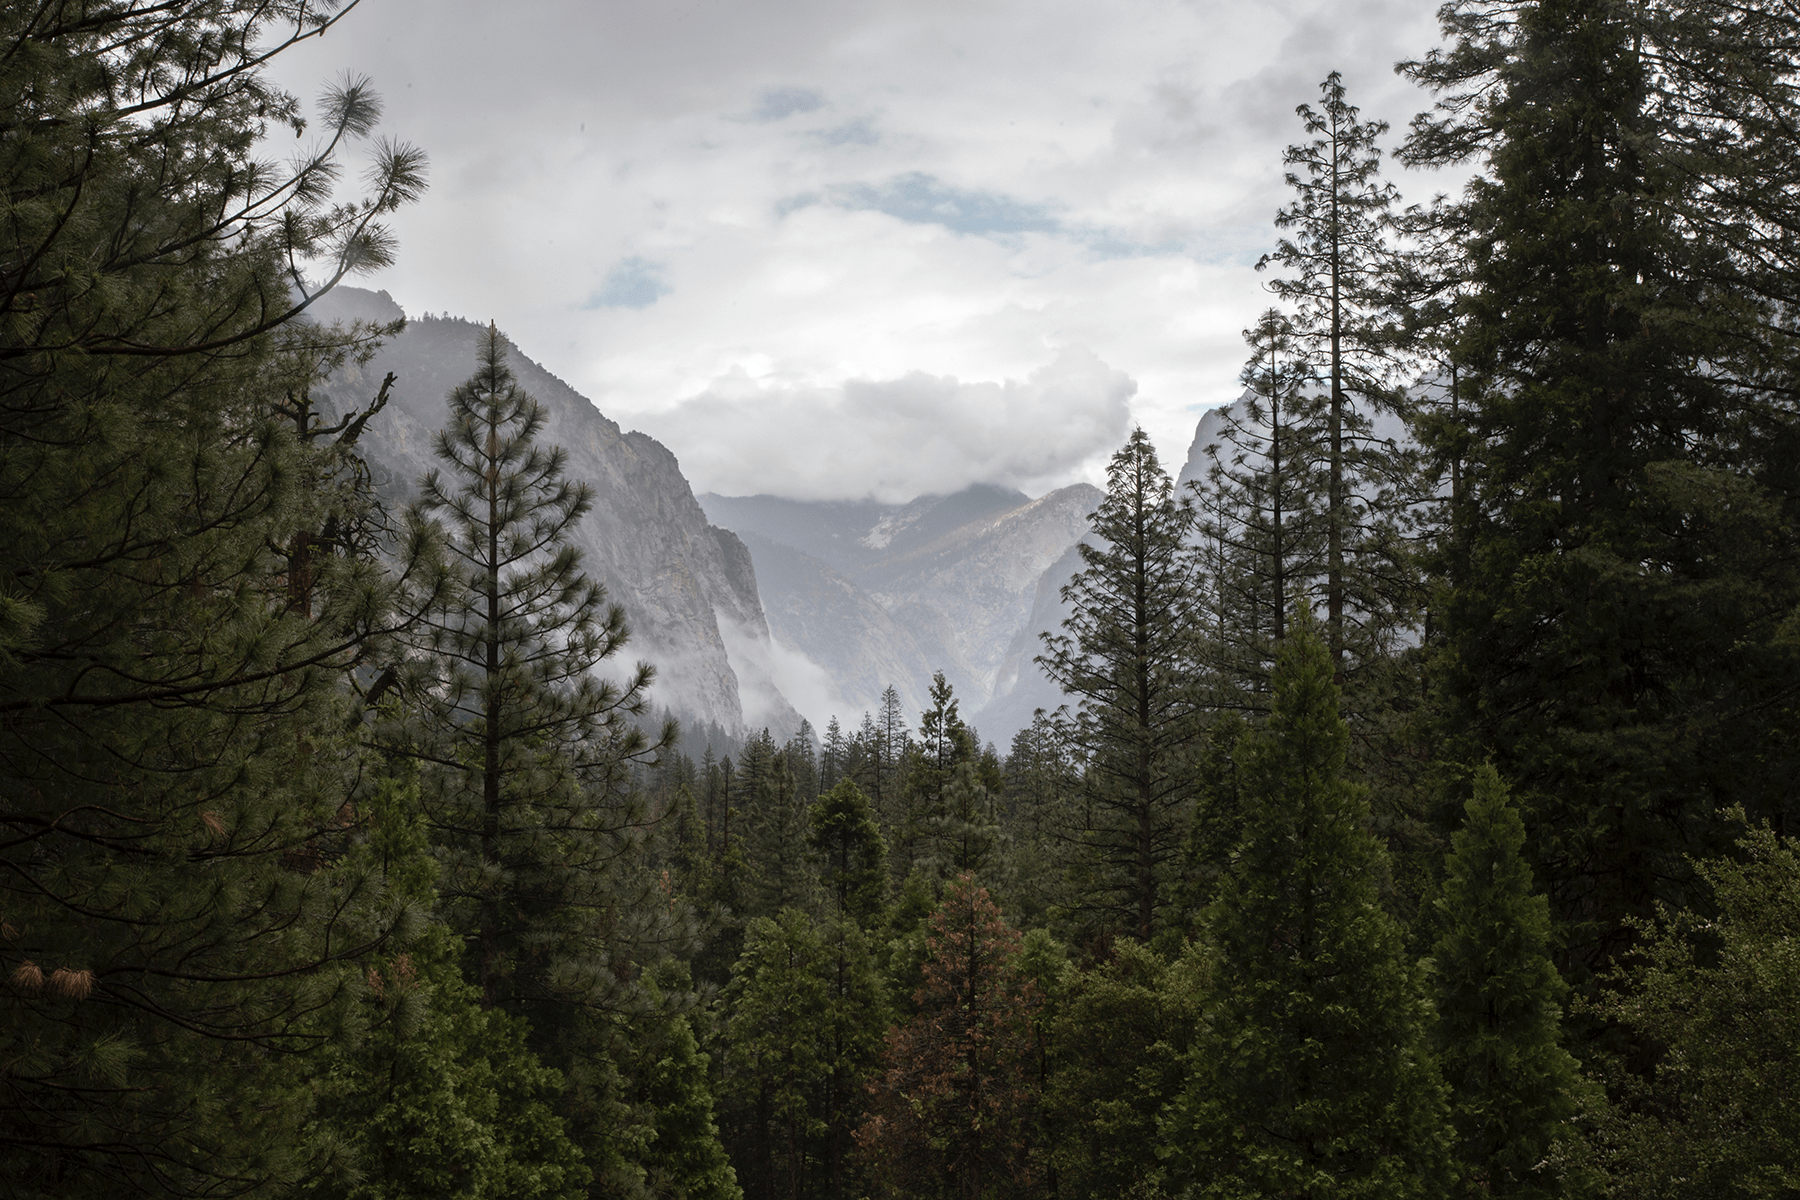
[1038,430,1202,943]
[1041,940,1201,1200]
[1165,607,1449,1199]
[1591,822,1800,1197]
[1400,0,1800,972]
[624,1002,742,1200]
[1258,72,1414,672]
[809,780,889,932]
[1433,765,1591,1198]
[1196,309,1330,700]
[0,4,427,1194]
[1172,712,1249,931]
[724,909,886,1200]
[742,736,823,921]
[998,717,1078,930]
[407,323,659,1005]
[400,328,705,1199]
[302,771,588,1200]
[321,933,590,1200]
[899,673,977,879]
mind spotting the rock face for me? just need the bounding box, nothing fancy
[307,287,801,737]
[701,483,1101,742]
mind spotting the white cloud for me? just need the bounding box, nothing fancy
[643,348,1135,502]
[264,0,1451,495]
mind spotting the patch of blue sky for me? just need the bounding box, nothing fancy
[835,172,1062,238]
[752,86,825,122]
[813,117,879,147]
[582,256,668,310]
[1072,223,1269,266]
[775,174,1269,265]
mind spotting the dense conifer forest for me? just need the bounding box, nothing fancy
[5,2,1799,1199]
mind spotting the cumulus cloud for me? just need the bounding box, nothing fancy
[639,347,1135,503]
[264,0,1450,478]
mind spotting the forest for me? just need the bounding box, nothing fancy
[4,1,1799,1199]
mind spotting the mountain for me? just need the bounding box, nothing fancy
[698,484,1031,575]
[734,531,939,722]
[700,483,1101,743]
[306,287,802,737]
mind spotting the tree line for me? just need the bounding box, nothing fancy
[5,2,1800,1200]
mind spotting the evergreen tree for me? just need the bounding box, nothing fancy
[1592,822,1800,1197]
[723,909,885,1200]
[406,323,661,1008]
[820,717,848,792]
[1259,71,1414,673]
[0,4,426,1192]
[1433,765,1591,1198]
[742,743,823,922]
[306,774,588,1200]
[999,717,1078,930]
[888,674,963,874]
[816,918,890,1200]
[1195,308,1330,701]
[1399,0,1800,970]
[625,994,743,1200]
[927,759,1005,887]
[400,327,695,1195]
[873,686,912,828]
[725,910,831,1200]
[1038,429,1202,942]
[858,875,1040,1200]
[809,780,890,932]
[1164,606,1449,1199]
[1041,940,1202,1200]
[1172,712,1249,926]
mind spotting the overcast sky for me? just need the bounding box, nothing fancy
[269,0,1452,502]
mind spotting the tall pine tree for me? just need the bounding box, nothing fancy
[1400,0,1800,971]
[0,4,426,1192]
[1259,72,1415,675]
[1164,605,1449,1199]
[1433,765,1591,1198]
[1038,429,1202,943]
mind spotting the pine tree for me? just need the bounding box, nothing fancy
[1259,71,1414,674]
[1041,940,1201,1200]
[742,740,823,921]
[817,917,890,1200]
[1038,429,1202,942]
[0,5,426,1192]
[723,909,886,1200]
[305,774,589,1200]
[903,673,978,878]
[1195,308,1330,701]
[1433,765,1591,1198]
[821,717,848,792]
[626,994,743,1200]
[858,875,1040,1200]
[999,717,1078,930]
[1399,0,1800,969]
[725,910,831,1200]
[1164,605,1449,1199]
[406,323,660,1008]
[400,327,695,1193]
[809,779,890,932]
[874,685,912,828]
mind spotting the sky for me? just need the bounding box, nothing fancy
[268,0,1454,503]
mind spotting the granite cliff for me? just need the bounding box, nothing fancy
[307,287,801,736]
